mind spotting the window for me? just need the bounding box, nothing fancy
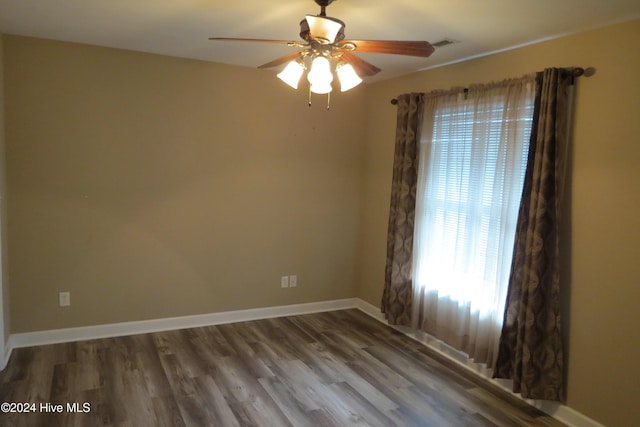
[412,80,535,364]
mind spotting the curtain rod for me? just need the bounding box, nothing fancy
[390,67,587,105]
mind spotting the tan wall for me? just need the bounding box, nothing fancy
[355,19,640,427]
[4,36,365,333]
[0,33,9,347]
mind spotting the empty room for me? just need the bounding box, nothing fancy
[0,1,639,426]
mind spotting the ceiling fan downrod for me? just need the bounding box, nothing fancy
[314,0,335,17]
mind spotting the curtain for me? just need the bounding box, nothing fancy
[411,77,536,365]
[381,93,424,326]
[493,68,575,401]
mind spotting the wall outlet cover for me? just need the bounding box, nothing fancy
[59,292,71,307]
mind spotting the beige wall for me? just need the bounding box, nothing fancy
[4,36,365,333]
[355,19,640,427]
[0,33,9,352]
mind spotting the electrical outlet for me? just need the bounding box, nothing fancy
[280,276,289,288]
[59,292,71,307]
[289,275,297,288]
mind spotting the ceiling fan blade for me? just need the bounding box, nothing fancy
[258,52,303,69]
[209,37,295,45]
[344,40,435,57]
[340,52,381,77]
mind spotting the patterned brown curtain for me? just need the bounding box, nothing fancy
[381,93,424,326]
[493,68,575,401]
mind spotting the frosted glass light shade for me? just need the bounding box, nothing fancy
[277,60,305,89]
[310,82,333,94]
[307,56,333,91]
[336,63,363,92]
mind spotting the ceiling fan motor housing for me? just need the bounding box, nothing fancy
[299,16,346,44]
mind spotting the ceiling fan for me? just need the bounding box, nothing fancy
[209,0,434,105]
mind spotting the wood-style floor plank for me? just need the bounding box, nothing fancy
[0,309,565,426]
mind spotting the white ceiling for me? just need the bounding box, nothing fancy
[1,0,639,83]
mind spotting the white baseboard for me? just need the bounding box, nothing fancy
[531,401,606,427]
[6,297,603,427]
[10,298,359,349]
[1,336,11,371]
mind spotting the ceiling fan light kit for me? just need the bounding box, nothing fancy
[210,0,435,108]
[336,62,363,92]
[307,55,334,93]
[277,59,306,89]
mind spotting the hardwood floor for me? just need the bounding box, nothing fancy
[0,309,564,426]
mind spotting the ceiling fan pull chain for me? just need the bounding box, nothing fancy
[326,92,331,110]
[308,86,312,107]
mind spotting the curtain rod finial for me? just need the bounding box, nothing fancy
[572,67,596,77]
